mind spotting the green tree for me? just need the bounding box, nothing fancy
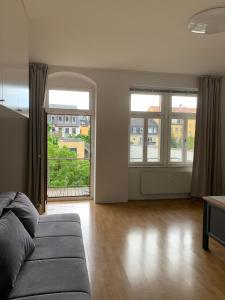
[187,136,195,150]
[170,135,182,148]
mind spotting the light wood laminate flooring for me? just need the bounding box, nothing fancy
[46,199,225,300]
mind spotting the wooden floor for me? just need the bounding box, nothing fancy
[46,199,225,300]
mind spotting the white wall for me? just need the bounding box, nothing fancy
[49,66,197,203]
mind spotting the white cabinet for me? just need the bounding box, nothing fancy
[1,67,29,116]
[0,0,29,117]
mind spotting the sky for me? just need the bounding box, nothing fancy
[49,90,197,112]
[131,94,197,111]
[172,96,197,109]
[49,90,89,109]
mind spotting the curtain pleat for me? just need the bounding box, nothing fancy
[191,76,222,197]
[28,63,48,213]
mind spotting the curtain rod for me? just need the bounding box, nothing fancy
[130,88,198,95]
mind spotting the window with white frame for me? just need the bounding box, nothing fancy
[129,91,197,165]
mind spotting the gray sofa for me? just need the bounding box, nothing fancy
[0,192,91,300]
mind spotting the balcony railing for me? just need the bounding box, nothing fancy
[47,157,90,198]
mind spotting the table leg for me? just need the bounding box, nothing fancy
[202,200,209,251]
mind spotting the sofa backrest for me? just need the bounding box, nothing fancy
[0,192,17,216]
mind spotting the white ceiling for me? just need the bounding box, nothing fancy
[23,0,225,75]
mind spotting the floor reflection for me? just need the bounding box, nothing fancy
[166,227,194,286]
[124,228,159,283]
[124,225,194,288]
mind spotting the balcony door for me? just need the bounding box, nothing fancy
[46,89,93,199]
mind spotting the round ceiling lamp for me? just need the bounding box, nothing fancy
[188,7,225,34]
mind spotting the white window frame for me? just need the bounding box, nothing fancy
[46,85,95,199]
[168,116,196,165]
[129,90,197,167]
[129,91,165,166]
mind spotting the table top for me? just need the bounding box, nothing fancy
[203,196,225,210]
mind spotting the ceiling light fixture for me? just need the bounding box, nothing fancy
[188,7,225,34]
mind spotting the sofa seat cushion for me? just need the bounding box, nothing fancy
[28,236,85,261]
[8,258,90,299]
[38,214,80,223]
[36,221,82,238]
[10,292,90,300]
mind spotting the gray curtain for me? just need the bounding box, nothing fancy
[28,63,48,213]
[191,75,222,197]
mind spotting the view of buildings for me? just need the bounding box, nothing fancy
[47,114,91,197]
[48,114,90,159]
[130,105,196,162]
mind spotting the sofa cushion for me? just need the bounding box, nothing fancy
[36,221,82,238]
[0,192,16,216]
[4,192,39,237]
[28,236,85,261]
[38,213,80,223]
[0,211,35,298]
[8,258,90,299]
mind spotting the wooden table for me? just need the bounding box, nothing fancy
[203,196,225,251]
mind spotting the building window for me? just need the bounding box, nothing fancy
[129,91,197,165]
[132,127,137,134]
[65,128,69,134]
[65,116,69,123]
[58,116,62,123]
[69,148,77,153]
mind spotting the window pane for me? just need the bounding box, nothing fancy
[186,119,196,162]
[130,118,144,162]
[147,119,161,162]
[170,119,184,162]
[131,93,161,112]
[172,95,197,113]
[49,90,89,110]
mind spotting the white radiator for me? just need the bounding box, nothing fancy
[141,171,192,194]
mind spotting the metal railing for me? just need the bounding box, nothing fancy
[47,157,90,198]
